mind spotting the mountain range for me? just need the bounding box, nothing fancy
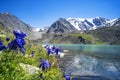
[46,18,78,33]
[0,12,42,40]
[46,17,119,33]
[0,12,120,44]
[0,12,32,32]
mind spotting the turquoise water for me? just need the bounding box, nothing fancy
[54,44,120,80]
[55,44,120,54]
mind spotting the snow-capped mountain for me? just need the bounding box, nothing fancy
[47,18,78,33]
[46,17,119,33]
[67,17,117,30]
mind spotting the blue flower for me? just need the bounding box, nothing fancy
[15,38,23,48]
[52,45,56,51]
[40,58,43,62]
[8,30,27,54]
[47,47,51,56]
[63,74,70,80]
[7,40,17,50]
[20,32,27,38]
[39,73,43,78]
[31,51,35,57]
[13,30,21,38]
[0,40,3,46]
[44,60,50,68]
[39,59,50,71]
[0,40,6,51]
[6,37,10,41]
[39,62,45,71]
[0,46,6,51]
[55,47,61,55]
[13,30,26,39]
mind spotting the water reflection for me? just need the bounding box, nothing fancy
[55,44,120,80]
[59,52,120,80]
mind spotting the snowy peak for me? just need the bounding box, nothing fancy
[92,17,109,26]
[67,17,117,30]
[47,18,78,33]
[46,17,119,33]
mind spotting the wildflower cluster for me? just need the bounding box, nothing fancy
[42,45,70,80]
[45,45,61,56]
[0,30,65,80]
[7,30,26,54]
[39,58,50,71]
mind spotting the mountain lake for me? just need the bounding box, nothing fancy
[53,44,120,80]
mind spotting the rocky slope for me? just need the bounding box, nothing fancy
[88,18,120,44]
[0,12,32,32]
[47,18,78,33]
[67,17,117,30]
[47,17,119,34]
[0,12,42,40]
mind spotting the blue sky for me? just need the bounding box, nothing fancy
[0,0,120,28]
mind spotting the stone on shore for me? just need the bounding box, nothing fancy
[19,63,40,75]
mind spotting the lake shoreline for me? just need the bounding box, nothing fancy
[55,44,120,80]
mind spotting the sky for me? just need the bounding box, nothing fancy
[0,0,120,28]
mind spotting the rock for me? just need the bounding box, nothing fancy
[19,63,40,75]
[58,52,65,58]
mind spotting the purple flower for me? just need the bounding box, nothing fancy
[55,47,61,55]
[39,73,43,78]
[0,46,6,51]
[39,62,45,71]
[20,32,27,38]
[63,74,70,80]
[52,45,56,51]
[7,30,27,54]
[50,49,54,54]
[31,51,35,57]
[21,39,26,45]
[0,40,6,51]
[13,30,21,38]
[40,58,43,62]
[47,48,51,56]
[0,40,3,46]
[15,38,23,48]
[13,30,26,39]
[7,40,17,50]
[44,60,50,68]
[6,37,10,41]
[39,59,50,71]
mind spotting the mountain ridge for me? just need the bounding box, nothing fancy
[67,17,118,30]
[46,17,119,33]
[47,18,78,33]
[0,12,42,40]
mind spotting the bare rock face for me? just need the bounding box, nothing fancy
[0,12,43,40]
[47,18,78,34]
[0,12,32,32]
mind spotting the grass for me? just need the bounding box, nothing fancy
[0,33,64,80]
[50,33,104,44]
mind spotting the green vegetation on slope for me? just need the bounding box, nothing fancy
[89,26,120,45]
[0,33,64,80]
[44,33,104,44]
